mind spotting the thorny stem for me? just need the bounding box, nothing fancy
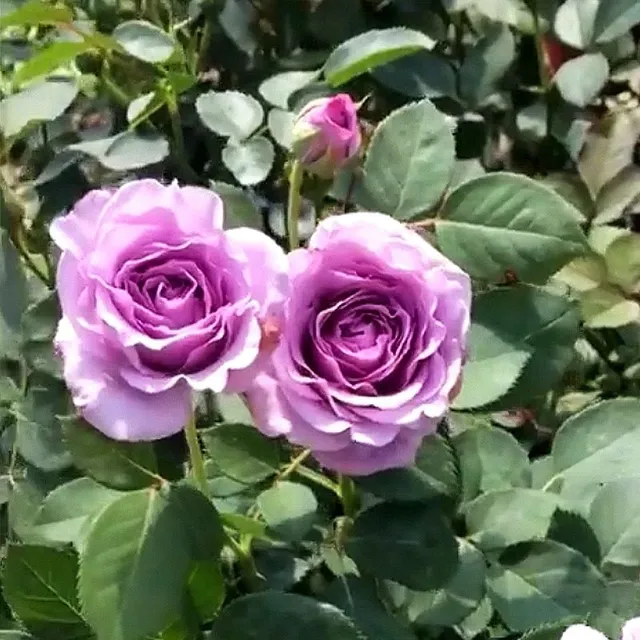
[286,160,304,251]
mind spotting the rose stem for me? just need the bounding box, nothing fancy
[184,408,262,590]
[286,160,304,250]
[337,474,358,518]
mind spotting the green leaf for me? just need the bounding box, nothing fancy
[0,78,78,138]
[400,539,486,627]
[454,286,580,409]
[0,0,73,29]
[579,109,640,199]
[594,0,640,43]
[454,425,530,502]
[588,477,640,569]
[32,478,122,549]
[216,392,255,424]
[324,576,417,640]
[465,489,562,551]
[356,434,459,504]
[3,543,90,640]
[222,136,274,186]
[14,42,93,84]
[555,53,610,108]
[591,580,640,638]
[200,422,280,484]
[604,231,640,294]
[210,593,363,639]
[372,51,457,99]
[188,559,225,623]
[0,230,28,359]
[436,173,587,284]
[550,398,640,505]
[220,512,270,540]
[487,541,606,631]
[359,99,455,220]
[257,481,318,542]
[254,548,311,591]
[580,286,640,328]
[346,501,459,590]
[113,20,176,63]
[126,91,166,128]
[15,373,71,472]
[323,27,436,87]
[259,71,319,110]
[62,416,159,490]
[459,24,516,107]
[196,90,264,140]
[554,254,607,292]
[455,596,494,640]
[593,166,640,225]
[69,131,169,170]
[267,108,294,149]
[554,0,599,49]
[210,182,263,230]
[78,484,225,640]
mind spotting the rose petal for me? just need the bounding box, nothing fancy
[55,318,190,440]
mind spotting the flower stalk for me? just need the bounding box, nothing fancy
[286,160,304,251]
[184,409,261,590]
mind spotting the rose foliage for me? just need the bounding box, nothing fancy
[1,2,640,640]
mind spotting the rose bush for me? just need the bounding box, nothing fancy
[51,179,287,440]
[291,93,362,178]
[246,212,471,475]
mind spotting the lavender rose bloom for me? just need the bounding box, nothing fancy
[560,619,640,640]
[51,179,287,441]
[291,93,361,178]
[246,212,471,475]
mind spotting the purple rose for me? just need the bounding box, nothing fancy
[624,619,640,640]
[246,212,471,476]
[291,94,361,178]
[51,179,287,441]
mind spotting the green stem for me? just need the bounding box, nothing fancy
[294,464,341,496]
[286,160,304,251]
[338,474,358,518]
[196,17,214,72]
[184,410,208,494]
[167,93,201,184]
[278,449,311,481]
[532,4,551,91]
[184,408,261,590]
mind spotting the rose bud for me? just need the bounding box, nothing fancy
[291,93,362,178]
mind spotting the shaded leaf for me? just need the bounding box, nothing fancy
[200,422,280,484]
[346,501,459,591]
[209,593,363,639]
[62,416,159,490]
